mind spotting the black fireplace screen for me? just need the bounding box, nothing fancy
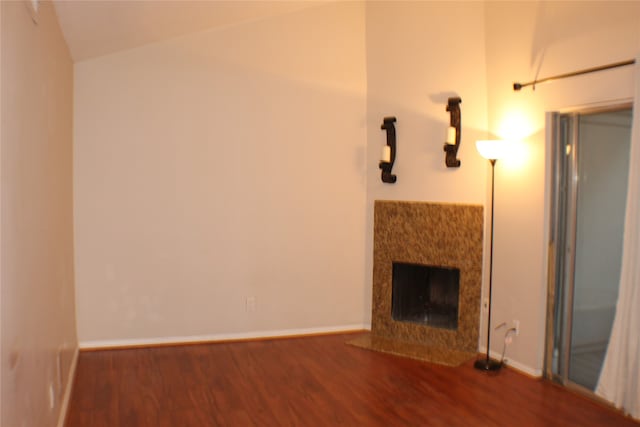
[391,262,460,330]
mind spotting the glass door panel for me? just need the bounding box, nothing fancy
[548,107,631,392]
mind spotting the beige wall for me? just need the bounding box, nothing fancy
[73,2,368,345]
[485,0,640,374]
[0,0,637,423]
[364,0,489,335]
[1,1,78,427]
[365,0,640,376]
[66,0,640,379]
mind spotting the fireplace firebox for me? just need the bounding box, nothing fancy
[391,262,460,330]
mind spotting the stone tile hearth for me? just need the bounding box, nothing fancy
[350,200,483,366]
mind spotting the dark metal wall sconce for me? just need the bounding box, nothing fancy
[444,97,462,168]
[379,116,397,183]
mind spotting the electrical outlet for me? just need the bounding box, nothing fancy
[513,319,520,336]
[246,296,256,312]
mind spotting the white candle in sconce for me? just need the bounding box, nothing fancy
[381,145,391,163]
[446,126,457,145]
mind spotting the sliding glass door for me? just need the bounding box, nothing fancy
[547,106,632,392]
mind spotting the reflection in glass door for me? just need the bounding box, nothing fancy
[547,106,632,392]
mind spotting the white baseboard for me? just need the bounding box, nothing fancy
[79,324,369,350]
[80,328,546,377]
[479,346,542,377]
[57,346,79,427]
[502,356,543,377]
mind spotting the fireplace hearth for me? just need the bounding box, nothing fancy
[349,201,483,366]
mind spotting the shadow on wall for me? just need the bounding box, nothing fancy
[529,1,640,77]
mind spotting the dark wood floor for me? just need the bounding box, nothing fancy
[65,332,638,427]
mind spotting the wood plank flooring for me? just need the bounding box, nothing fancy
[65,332,639,427]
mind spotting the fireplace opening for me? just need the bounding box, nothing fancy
[391,262,460,330]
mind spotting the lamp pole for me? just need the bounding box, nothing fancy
[474,157,502,371]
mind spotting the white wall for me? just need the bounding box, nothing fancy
[1,4,3,422]
[364,2,489,321]
[74,2,368,345]
[1,2,78,426]
[69,0,640,377]
[485,0,640,374]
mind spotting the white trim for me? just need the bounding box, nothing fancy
[79,324,369,349]
[502,357,543,378]
[56,347,79,427]
[76,327,543,377]
[479,346,542,378]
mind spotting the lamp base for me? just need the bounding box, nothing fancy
[474,358,503,372]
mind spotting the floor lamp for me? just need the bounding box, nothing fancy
[474,139,509,372]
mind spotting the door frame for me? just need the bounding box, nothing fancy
[544,102,632,398]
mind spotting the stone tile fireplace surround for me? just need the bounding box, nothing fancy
[350,201,483,366]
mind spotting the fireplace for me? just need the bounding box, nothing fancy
[349,201,483,366]
[391,263,460,330]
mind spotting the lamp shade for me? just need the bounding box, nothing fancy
[476,140,509,160]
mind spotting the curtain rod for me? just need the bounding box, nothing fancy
[513,59,636,91]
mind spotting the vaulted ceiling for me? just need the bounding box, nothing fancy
[52,0,322,62]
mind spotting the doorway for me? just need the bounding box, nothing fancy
[546,105,632,393]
